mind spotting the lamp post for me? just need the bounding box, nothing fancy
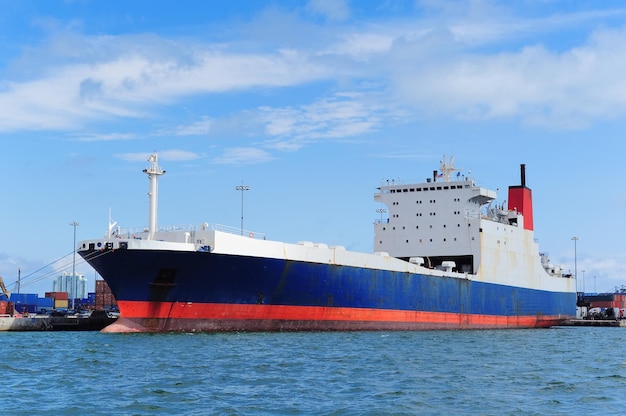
[70,221,79,310]
[235,184,250,235]
[582,270,586,294]
[571,236,578,292]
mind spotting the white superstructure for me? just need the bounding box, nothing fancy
[373,155,572,291]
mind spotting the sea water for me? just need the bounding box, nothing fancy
[1,326,624,415]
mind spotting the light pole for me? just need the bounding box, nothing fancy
[235,184,250,235]
[70,221,80,310]
[571,236,578,292]
[582,270,586,294]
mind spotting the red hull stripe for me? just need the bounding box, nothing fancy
[118,300,563,328]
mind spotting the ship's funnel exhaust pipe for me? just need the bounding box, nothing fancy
[508,163,533,231]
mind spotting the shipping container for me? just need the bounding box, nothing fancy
[82,295,96,306]
[96,280,114,296]
[95,294,117,310]
[10,293,38,305]
[94,280,117,310]
[54,299,69,309]
[588,301,614,308]
[45,291,69,300]
[38,297,54,308]
[14,303,37,314]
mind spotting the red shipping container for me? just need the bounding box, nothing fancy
[45,291,69,300]
[589,301,616,309]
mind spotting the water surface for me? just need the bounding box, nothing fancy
[2,327,623,415]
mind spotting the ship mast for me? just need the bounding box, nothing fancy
[143,152,166,240]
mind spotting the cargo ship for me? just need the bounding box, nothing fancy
[78,153,576,332]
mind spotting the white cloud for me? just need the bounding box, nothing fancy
[258,93,389,151]
[321,31,397,60]
[2,4,626,136]
[159,149,203,161]
[306,0,351,22]
[213,147,274,165]
[75,132,137,142]
[174,117,212,136]
[0,38,332,132]
[577,255,626,293]
[389,24,626,129]
[115,149,202,162]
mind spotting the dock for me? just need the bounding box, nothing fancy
[560,319,626,327]
[0,310,117,331]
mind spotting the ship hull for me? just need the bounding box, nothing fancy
[81,248,575,333]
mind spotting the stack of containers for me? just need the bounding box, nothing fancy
[45,292,69,309]
[37,297,54,313]
[9,293,38,314]
[95,280,117,310]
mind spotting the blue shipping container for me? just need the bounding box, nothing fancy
[10,293,38,305]
[14,303,37,314]
[38,298,54,308]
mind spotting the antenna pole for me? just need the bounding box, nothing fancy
[143,153,166,240]
[70,221,79,309]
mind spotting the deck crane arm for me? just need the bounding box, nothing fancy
[0,275,10,298]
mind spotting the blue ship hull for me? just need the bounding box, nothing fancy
[81,248,575,332]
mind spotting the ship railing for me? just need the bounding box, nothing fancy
[114,223,266,240]
[208,223,267,240]
[114,224,196,238]
[377,175,472,189]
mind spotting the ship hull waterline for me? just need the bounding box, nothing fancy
[104,302,568,333]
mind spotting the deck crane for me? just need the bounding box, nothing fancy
[0,276,10,298]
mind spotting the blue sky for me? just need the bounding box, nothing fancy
[1,0,625,296]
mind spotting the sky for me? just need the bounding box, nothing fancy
[1,0,625,297]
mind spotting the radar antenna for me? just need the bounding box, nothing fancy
[439,154,460,181]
